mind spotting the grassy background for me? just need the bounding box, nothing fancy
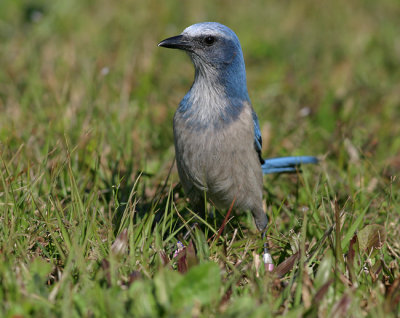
[1,0,399,316]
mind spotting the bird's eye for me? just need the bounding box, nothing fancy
[204,36,215,45]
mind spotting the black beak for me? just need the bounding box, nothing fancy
[158,35,192,50]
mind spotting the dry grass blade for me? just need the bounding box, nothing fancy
[331,294,351,318]
[347,234,357,284]
[159,250,170,267]
[111,228,128,257]
[209,197,236,244]
[314,279,334,303]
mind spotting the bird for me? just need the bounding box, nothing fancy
[158,22,317,269]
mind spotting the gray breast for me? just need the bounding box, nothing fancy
[173,105,263,212]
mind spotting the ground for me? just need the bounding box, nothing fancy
[0,0,399,317]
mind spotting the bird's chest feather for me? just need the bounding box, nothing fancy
[173,105,256,192]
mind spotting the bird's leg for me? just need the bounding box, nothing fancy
[194,196,207,222]
[252,208,274,272]
[262,229,274,272]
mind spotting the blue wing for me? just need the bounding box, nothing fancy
[252,111,318,174]
[252,111,265,164]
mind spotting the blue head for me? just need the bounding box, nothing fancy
[159,22,249,101]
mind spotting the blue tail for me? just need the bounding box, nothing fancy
[262,156,318,174]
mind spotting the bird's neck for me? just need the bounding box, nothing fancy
[178,61,250,129]
[194,57,249,100]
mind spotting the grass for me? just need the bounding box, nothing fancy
[0,0,400,316]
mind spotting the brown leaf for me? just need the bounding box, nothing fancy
[274,252,300,278]
[186,240,198,270]
[177,248,187,274]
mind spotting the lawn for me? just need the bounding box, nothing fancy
[0,0,399,317]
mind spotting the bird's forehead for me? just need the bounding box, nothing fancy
[182,22,237,41]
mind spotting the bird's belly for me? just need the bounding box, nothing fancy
[176,131,231,192]
[173,116,263,211]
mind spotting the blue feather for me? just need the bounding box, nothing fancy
[252,111,264,164]
[262,156,318,174]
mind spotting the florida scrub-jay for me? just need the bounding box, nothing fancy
[158,22,317,267]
